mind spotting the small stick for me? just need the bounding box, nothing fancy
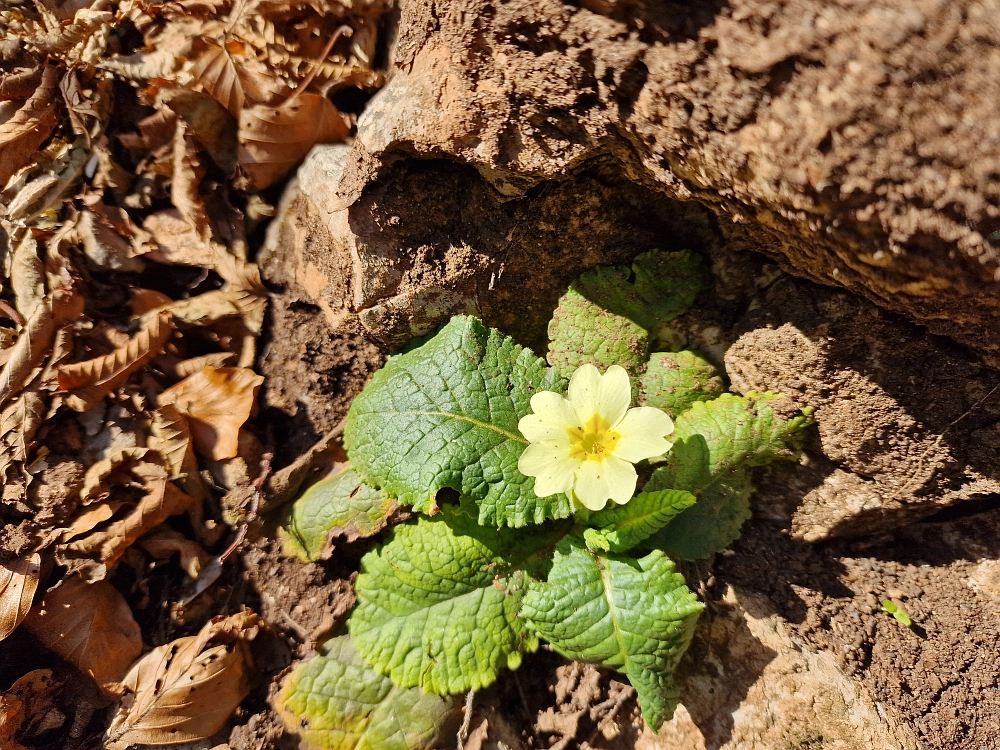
[220,450,273,562]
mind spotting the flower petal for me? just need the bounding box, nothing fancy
[598,365,631,427]
[573,457,637,511]
[519,391,579,442]
[568,364,631,427]
[518,441,578,497]
[613,406,675,462]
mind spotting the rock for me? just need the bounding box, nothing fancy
[724,278,1000,540]
[333,0,1000,360]
[642,585,919,750]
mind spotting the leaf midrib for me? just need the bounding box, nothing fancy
[373,410,528,445]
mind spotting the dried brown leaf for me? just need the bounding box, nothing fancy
[0,286,83,410]
[118,109,178,153]
[144,288,266,333]
[0,391,45,483]
[0,68,44,101]
[11,232,45,322]
[58,310,174,412]
[79,446,155,504]
[0,65,60,187]
[172,123,210,240]
[190,38,288,116]
[58,478,196,580]
[24,576,142,694]
[0,669,63,750]
[139,527,211,578]
[75,207,145,272]
[159,366,263,460]
[105,611,260,748]
[157,88,238,173]
[0,554,40,641]
[171,352,237,379]
[60,501,124,542]
[236,92,349,191]
[142,208,218,267]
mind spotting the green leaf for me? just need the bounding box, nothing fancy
[545,250,709,382]
[640,351,724,419]
[546,287,649,381]
[522,540,703,731]
[280,469,398,562]
[348,509,553,695]
[344,316,571,527]
[642,392,812,559]
[573,250,709,332]
[583,489,696,553]
[276,635,458,750]
[644,469,753,560]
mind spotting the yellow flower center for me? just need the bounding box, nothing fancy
[567,414,621,462]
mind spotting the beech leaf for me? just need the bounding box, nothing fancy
[0,554,40,641]
[237,93,349,191]
[105,611,260,749]
[58,310,174,412]
[24,576,143,695]
[0,65,60,187]
[158,366,264,460]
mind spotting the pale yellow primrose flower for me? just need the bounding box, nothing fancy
[517,364,675,511]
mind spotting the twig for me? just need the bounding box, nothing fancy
[220,450,273,562]
[456,688,476,750]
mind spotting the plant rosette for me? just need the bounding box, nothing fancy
[277,250,814,748]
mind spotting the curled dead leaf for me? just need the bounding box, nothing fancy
[236,92,349,191]
[139,527,211,578]
[105,611,260,749]
[79,447,154,504]
[189,38,288,116]
[149,404,208,503]
[0,669,64,750]
[158,366,263,460]
[24,576,142,695]
[58,310,174,412]
[0,391,45,484]
[58,477,196,581]
[0,64,60,187]
[0,554,40,641]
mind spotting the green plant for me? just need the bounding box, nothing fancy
[277,251,813,748]
[881,600,913,627]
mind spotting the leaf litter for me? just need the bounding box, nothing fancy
[0,0,388,745]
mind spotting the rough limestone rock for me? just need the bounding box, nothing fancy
[644,586,919,750]
[725,278,1000,541]
[334,0,1000,359]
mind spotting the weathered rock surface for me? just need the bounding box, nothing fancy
[337,0,1000,359]
[647,586,919,750]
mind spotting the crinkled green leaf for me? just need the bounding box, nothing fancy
[644,468,753,560]
[642,392,811,559]
[348,509,554,695]
[344,316,570,527]
[523,540,702,731]
[277,635,459,750]
[280,469,398,562]
[640,351,724,419]
[583,489,695,553]
[546,250,709,382]
[573,250,709,333]
[546,288,649,381]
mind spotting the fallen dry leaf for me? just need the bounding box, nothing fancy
[58,476,196,580]
[158,366,264,460]
[0,391,45,484]
[24,576,142,694]
[149,404,208,503]
[58,310,174,412]
[190,38,288,116]
[105,611,260,749]
[0,554,40,641]
[0,669,64,750]
[79,446,154,504]
[139,527,211,578]
[60,501,124,542]
[236,92,349,191]
[142,208,219,268]
[0,64,60,187]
